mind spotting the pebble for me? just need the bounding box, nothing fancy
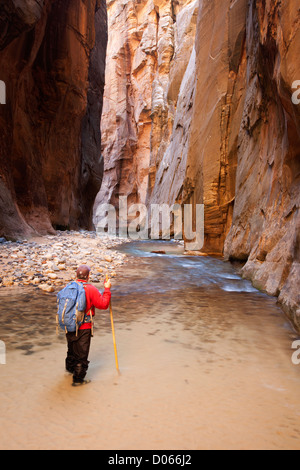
[48,273,58,280]
[39,284,55,293]
[0,230,128,291]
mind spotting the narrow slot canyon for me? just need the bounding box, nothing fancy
[0,0,299,451]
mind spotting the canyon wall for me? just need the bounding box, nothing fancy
[0,0,108,239]
[96,0,300,329]
[223,0,300,330]
[93,0,198,226]
[160,0,300,330]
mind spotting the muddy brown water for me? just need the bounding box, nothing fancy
[0,240,300,450]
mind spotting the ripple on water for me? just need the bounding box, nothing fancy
[1,240,300,450]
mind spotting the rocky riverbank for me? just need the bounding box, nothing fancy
[0,231,128,292]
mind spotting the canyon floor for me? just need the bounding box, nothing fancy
[0,237,300,450]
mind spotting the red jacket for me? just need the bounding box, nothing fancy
[77,279,111,330]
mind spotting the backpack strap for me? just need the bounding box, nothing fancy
[56,299,59,336]
[82,283,95,337]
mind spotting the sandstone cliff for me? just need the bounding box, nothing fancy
[96,0,300,330]
[156,0,300,330]
[0,0,107,239]
[224,0,300,331]
[93,0,198,226]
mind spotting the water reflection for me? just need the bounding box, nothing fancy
[0,240,299,359]
[116,240,259,295]
[1,240,300,450]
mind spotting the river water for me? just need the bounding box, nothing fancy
[0,240,300,450]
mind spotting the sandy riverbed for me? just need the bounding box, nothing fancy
[1,308,300,450]
[0,239,300,450]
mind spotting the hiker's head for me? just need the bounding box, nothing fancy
[76,265,91,281]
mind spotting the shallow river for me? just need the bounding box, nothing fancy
[0,240,300,450]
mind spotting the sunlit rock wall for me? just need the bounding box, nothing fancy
[94,0,300,330]
[155,0,300,329]
[93,0,197,226]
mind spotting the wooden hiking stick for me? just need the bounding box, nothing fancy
[106,274,120,373]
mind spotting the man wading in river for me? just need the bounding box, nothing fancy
[65,265,111,387]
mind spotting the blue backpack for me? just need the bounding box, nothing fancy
[56,281,88,335]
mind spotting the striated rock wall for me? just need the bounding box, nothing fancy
[147,0,198,205]
[182,0,248,255]
[97,0,300,329]
[94,0,156,217]
[93,0,198,226]
[0,0,108,239]
[151,0,300,329]
[224,0,300,330]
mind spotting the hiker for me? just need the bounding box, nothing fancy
[65,265,111,387]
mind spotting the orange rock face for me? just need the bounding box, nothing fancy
[1,1,298,330]
[93,0,198,226]
[0,0,107,238]
[223,0,300,330]
[96,0,299,329]
[153,0,300,329]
